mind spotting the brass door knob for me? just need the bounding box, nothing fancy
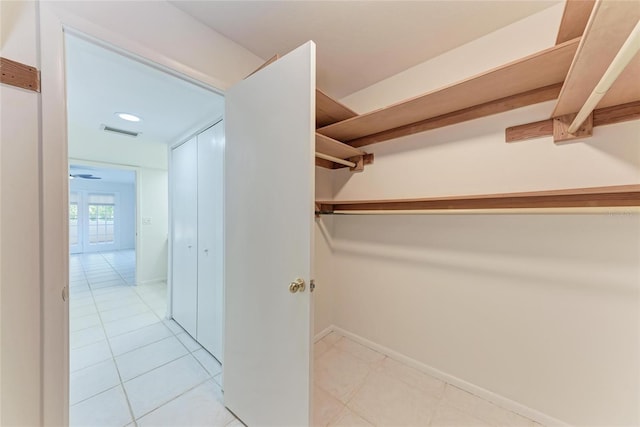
[289,278,305,293]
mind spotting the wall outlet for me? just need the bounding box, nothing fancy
[142,217,152,225]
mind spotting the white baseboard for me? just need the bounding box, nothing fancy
[137,277,167,286]
[314,325,334,342]
[325,325,568,427]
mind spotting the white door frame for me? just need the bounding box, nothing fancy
[39,4,227,424]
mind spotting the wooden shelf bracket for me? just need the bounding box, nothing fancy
[506,100,640,143]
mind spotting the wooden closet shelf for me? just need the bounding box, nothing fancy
[316,133,364,159]
[596,54,640,110]
[316,37,581,144]
[314,89,373,170]
[553,1,640,117]
[316,185,640,213]
[555,0,595,45]
[316,88,358,128]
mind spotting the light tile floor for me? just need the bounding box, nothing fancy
[71,250,544,427]
[313,333,545,427]
[69,250,235,427]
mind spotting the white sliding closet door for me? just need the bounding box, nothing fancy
[196,121,224,361]
[171,137,199,337]
[224,42,316,426]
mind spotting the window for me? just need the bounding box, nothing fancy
[88,193,115,244]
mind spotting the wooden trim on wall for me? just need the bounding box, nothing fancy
[504,119,554,142]
[347,84,562,148]
[315,157,335,169]
[0,57,40,92]
[317,185,640,212]
[556,0,596,44]
[593,101,640,126]
[506,100,640,143]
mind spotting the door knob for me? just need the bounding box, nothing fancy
[289,278,305,293]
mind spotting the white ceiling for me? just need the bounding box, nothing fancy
[65,34,224,146]
[171,0,560,98]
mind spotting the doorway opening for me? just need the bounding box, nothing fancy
[65,32,230,425]
[69,164,136,271]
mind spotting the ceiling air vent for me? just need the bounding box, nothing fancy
[101,124,140,138]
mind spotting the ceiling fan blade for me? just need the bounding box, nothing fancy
[71,174,102,179]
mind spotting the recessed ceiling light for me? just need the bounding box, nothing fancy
[115,112,142,122]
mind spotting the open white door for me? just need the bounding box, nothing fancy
[224,42,315,426]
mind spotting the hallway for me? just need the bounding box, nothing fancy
[69,250,234,426]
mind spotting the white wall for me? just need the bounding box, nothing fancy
[70,178,137,250]
[328,214,639,426]
[323,5,640,426]
[314,167,335,335]
[0,1,42,425]
[48,1,263,91]
[138,169,169,284]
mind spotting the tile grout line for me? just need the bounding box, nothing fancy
[72,252,238,426]
[132,377,214,422]
[116,332,184,362]
[69,383,121,408]
[69,259,101,353]
[124,288,231,422]
[314,336,351,427]
[318,332,539,427]
[333,334,436,427]
[100,250,135,286]
[85,253,220,424]
[74,253,139,427]
[317,333,441,426]
[71,293,170,354]
[112,346,195,384]
[97,251,141,427]
[73,255,215,423]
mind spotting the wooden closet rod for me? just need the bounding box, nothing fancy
[318,207,640,215]
[315,185,640,214]
[315,152,356,168]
